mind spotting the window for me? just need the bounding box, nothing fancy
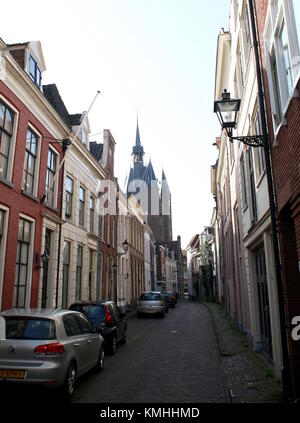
[107,214,110,245]
[0,100,14,180]
[23,128,38,194]
[46,148,57,207]
[63,314,82,337]
[76,314,92,334]
[5,317,56,340]
[105,256,109,300]
[89,195,95,233]
[111,217,115,248]
[88,249,93,301]
[76,245,83,302]
[292,1,300,62]
[265,2,300,130]
[65,176,73,219]
[241,153,248,210]
[0,209,4,242]
[270,47,282,123]
[278,20,293,101]
[14,218,32,308]
[248,149,258,223]
[235,43,244,98]
[79,186,85,226]
[29,55,41,88]
[62,241,70,309]
[242,3,251,61]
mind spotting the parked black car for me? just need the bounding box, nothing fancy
[69,301,127,355]
[164,292,176,308]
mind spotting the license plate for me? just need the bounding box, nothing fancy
[0,369,25,379]
[146,310,156,313]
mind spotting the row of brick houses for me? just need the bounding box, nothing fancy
[208,0,300,400]
[0,36,184,318]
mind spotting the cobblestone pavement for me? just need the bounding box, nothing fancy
[72,300,227,403]
[204,302,284,403]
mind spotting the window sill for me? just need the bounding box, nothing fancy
[22,189,39,203]
[46,204,59,213]
[0,177,14,189]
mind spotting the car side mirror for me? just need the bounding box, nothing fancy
[92,326,101,334]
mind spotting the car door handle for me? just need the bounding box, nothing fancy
[74,343,80,349]
[87,340,92,344]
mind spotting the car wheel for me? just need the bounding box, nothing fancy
[95,345,105,372]
[109,334,117,355]
[160,312,165,319]
[121,327,127,344]
[62,362,77,400]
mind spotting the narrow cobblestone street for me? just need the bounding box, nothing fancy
[71,300,226,403]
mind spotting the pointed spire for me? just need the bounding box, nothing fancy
[136,116,141,146]
[162,168,166,180]
[143,160,157,184]
[132,116,144,163]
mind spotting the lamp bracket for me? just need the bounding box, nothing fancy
[229,134,264,147]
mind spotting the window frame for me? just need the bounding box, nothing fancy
[79,186,85,227]
[46,146,59,208]
[0,205,9,309]
[240,152,248,211]
[29,54,42,88]
[14,216,35,308]
[22,126,41,197]
[0,97,18,184]
[89,195,95,233]
[65,175,74,220]
[264,0,300,132]
[62,240,71,309]
[76,245,83,302]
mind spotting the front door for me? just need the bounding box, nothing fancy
[255,244,273,359]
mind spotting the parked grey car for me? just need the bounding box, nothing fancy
[0,309,105,399]
[137,291,167,318]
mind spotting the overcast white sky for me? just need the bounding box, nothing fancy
[1,0,230,248]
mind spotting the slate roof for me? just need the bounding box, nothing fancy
[143,160,157,185]
[42,84,70,126]
[68,114,82,126]
[89,141,103,162]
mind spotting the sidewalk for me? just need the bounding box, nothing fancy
[204,302,284,403]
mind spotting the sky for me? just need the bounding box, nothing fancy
[1,0,230,248]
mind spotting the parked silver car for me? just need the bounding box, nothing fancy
[137,291,167,318]
[0,309,105,399]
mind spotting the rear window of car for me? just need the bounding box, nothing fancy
[70,304,105,322]
[4,317,56,340]
[140,293,161,301]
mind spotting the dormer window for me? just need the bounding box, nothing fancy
[29,54,41,88]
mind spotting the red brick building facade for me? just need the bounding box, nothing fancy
[0,40,64,311]
[255,0,300,398]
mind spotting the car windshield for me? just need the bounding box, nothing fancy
[4,317,56,340]
[140,293,161,301]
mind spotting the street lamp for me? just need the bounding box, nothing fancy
[214,89,263,147]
